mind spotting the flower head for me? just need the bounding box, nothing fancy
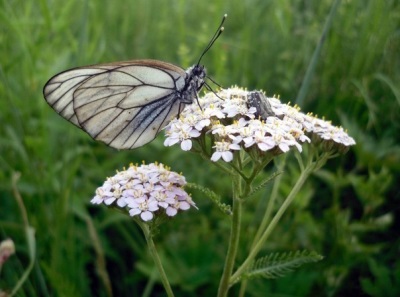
[164,87,355,161]
[91,163,196,221]
[0,238,15,266]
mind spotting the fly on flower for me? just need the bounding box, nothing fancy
[43,15,227,149]
[246,91,276,120]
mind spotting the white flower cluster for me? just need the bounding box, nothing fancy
[91,163,196,221]
[164,87,355,161]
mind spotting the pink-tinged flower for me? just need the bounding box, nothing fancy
[91,163,196,222]
[0,238,15,266]
[166,200,192,217]
[129,198,159,221]
[90,179,125,206]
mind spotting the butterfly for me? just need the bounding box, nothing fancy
[43,15,226,149]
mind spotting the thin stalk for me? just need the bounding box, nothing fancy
[231,163,313,282]
[230,162,250,181]
[201,152,232,175]
[217,165,243,297]
[238,156,286,297]
[296,0,341,106]
[251,155,287,249]
[10,173,36,297]
[137,221,175,297]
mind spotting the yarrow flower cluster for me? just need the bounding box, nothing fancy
[91,163,196,221]
[164,87,356,161]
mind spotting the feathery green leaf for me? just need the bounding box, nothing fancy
[238,250,323,283]
[186,182,232,215]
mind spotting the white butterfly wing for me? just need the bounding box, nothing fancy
[44,60,187,149]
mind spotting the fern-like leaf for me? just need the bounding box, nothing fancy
[248,170,282,198]
[185,182,232,215]
[238,250,323,283]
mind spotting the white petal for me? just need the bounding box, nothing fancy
[158,202,169,208]
[229,143,241,150]
[104,197,116,205]
[129,208,141,216]
[148,200,159,211]
[278,143,290,152]
[222,151,233,162]
[141,211,154,221]
[179,201,190,210]
[211,152,222,162]
[181,139,192,151]
[166,207,178,216]
[116,198,127,207]
[91,195,103,204]
[189,129,201,137]
[164,137,180,147]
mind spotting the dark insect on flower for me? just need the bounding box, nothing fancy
[246,91,276,120]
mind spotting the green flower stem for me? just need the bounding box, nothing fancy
[238,156,286,297]
[199,150,232,175]
[11,173,36,297]
[251,155,287,247]
[137,220,175,297]
[230,162,313,282]
[217,167,243,297]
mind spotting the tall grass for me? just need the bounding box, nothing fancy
[1,0,399,296]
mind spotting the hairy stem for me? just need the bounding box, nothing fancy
[138,221,175,297]
[231,163,313,282]
[217,163,243,297]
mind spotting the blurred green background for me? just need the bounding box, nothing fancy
[1,0,399,296]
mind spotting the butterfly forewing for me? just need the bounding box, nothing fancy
[43,60,188,149]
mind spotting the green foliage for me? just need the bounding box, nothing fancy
[247,170,282,199]
[1,0,399,296]
[240,250,323,282]
[360,258,400,297]
[186,182,232,215]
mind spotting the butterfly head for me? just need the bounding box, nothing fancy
[187,64,206,89]
[179,65,207,104]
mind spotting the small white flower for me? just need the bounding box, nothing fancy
[164,122,200,151]
[195,118,211,131]
[211,141,241,162]
[249,131,276,151]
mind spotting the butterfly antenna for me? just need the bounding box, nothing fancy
[197,14,227,66]
[204,81,224,100]
[206,75,223,89]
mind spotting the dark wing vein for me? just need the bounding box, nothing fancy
[116,94,179,148]
[119,96,180,149]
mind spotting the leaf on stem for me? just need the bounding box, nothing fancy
[237,250,323,283]
[247,171,282,199]
[186,183,232,215]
